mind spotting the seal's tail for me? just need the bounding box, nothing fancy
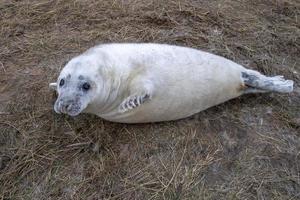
[241,69,294,94]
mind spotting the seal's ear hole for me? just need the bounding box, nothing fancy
[82,82,91,91]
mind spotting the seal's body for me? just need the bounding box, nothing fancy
[50,43,293,123]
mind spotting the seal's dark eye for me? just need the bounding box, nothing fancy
[59,79,65,87]
[82,82,90,91]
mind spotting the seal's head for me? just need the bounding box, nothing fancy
[51,55,106,116]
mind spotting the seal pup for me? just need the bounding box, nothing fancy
[50,43,294,123]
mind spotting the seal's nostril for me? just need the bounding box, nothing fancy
[65,104,72,112]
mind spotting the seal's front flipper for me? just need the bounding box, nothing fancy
[119,93,151,113]
[119,77,154,113]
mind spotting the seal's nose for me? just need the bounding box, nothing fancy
[61,99,74,113]
[65,104,72,112]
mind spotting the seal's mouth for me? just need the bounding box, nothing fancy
[54,99,83,116]
[64,107,82,116]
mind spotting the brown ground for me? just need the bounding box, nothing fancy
[0,0,300,199]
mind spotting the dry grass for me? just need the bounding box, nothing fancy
[0,0,300,199]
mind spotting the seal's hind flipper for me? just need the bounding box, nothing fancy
[119,93,151,113]
[241,70,294,93]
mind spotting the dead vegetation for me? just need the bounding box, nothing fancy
[0,0,299,199]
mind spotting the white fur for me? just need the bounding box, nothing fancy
[51,43,293,123]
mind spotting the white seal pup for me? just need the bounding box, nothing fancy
[50,43,294,123]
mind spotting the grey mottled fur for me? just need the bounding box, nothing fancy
[242,70,293,93]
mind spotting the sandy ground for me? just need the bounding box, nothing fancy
[0,0,300,199]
